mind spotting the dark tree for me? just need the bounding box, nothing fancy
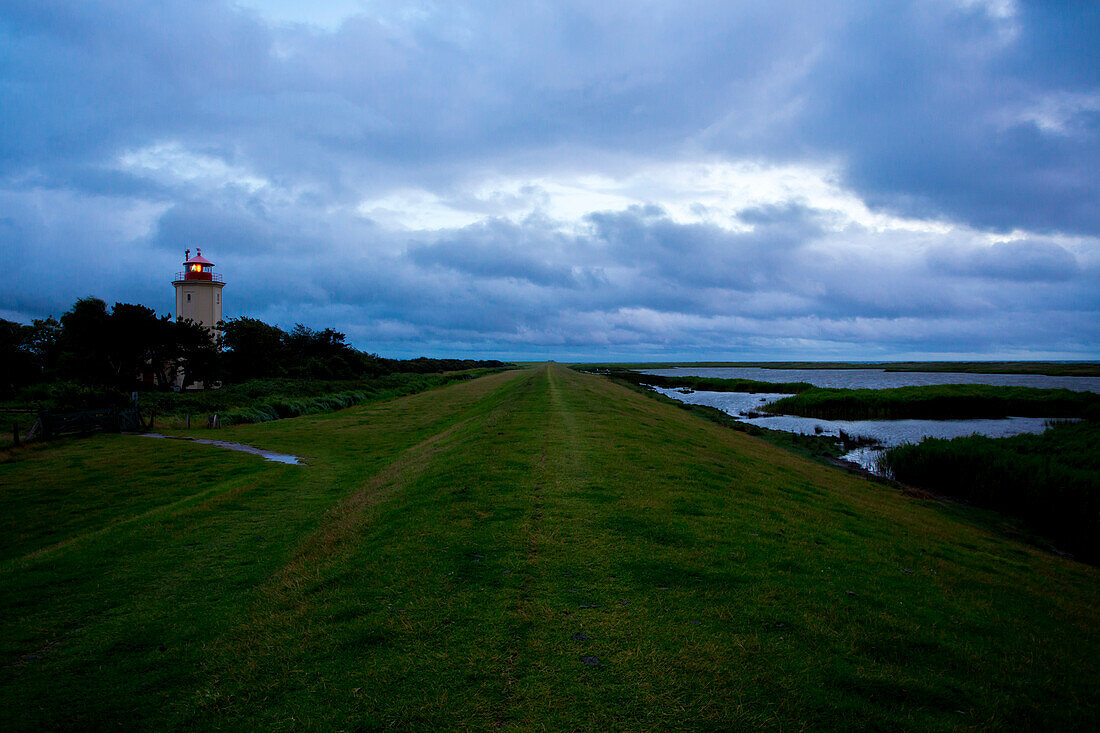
[173,318,222,389]
[4,297,511,402]
[0,319,38,396]
[221,317,288,381]
[58,297,113,384]
[25,317,62,377]
[285,324,358,378]
[107,303,174,389]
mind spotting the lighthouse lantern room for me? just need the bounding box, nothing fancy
[173,248,226,333]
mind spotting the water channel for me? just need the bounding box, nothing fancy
[640,366,1100,392]
[643,369,1093,475]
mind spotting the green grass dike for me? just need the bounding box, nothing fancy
[0,364,1096,730]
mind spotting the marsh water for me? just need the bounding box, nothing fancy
[640,367,1100,392]
[143,434,303,464]
[649,387,1064,475]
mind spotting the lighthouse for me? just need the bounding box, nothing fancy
[173,248,225,334]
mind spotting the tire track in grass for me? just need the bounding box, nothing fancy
[264,369,531,601]
[261,372,529,612]
[495,440,545,729]
[270,421,465,599]
[495,365,591,728]
[2,470,270,575]
[193,369,536,714]
[1,374,525,683]
[193,424,472,718]
[4,372,525,576]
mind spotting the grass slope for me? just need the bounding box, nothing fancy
[1,365,1097,730]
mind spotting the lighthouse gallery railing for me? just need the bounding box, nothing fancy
[173,272,224,282]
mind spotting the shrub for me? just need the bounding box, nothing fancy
[882,420,1100,562]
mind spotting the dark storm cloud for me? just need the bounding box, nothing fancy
[930,239,1080,282]
[153,201,280,256]
[3,0,1098,231]
[585,203,822,291]
[784,1,1100,235]
[407,219,586,288]
[1,0,1097,358]
[0,1,274,174]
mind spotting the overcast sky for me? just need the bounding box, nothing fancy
[1,0,1098,360]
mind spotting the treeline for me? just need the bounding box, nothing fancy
[882,420,1100,563]
[1,296,510,400]
[1,297,218,394]
[215,316,507,382]
[210,373,484,426]
[767,384,1100,420]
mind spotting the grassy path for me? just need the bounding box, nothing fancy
[1,365,1097,730]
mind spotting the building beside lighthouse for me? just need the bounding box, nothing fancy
[173,249,225,333]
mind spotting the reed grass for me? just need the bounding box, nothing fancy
[883,420,1100,561]
[767,384,1100,420]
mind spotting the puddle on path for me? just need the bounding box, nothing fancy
[141,433,303,464]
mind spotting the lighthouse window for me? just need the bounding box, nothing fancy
[186,293,191,302]
[216,293,220,304]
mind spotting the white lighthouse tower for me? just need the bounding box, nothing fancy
[173,248,225,333]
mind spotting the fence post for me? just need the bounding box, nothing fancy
[12,422,19,447]
[186,414,190,429]
[150,408,156,429]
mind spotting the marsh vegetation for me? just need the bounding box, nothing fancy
[602,365,1100,565]
[766,384,1100,421]
[882,420,1100,562]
